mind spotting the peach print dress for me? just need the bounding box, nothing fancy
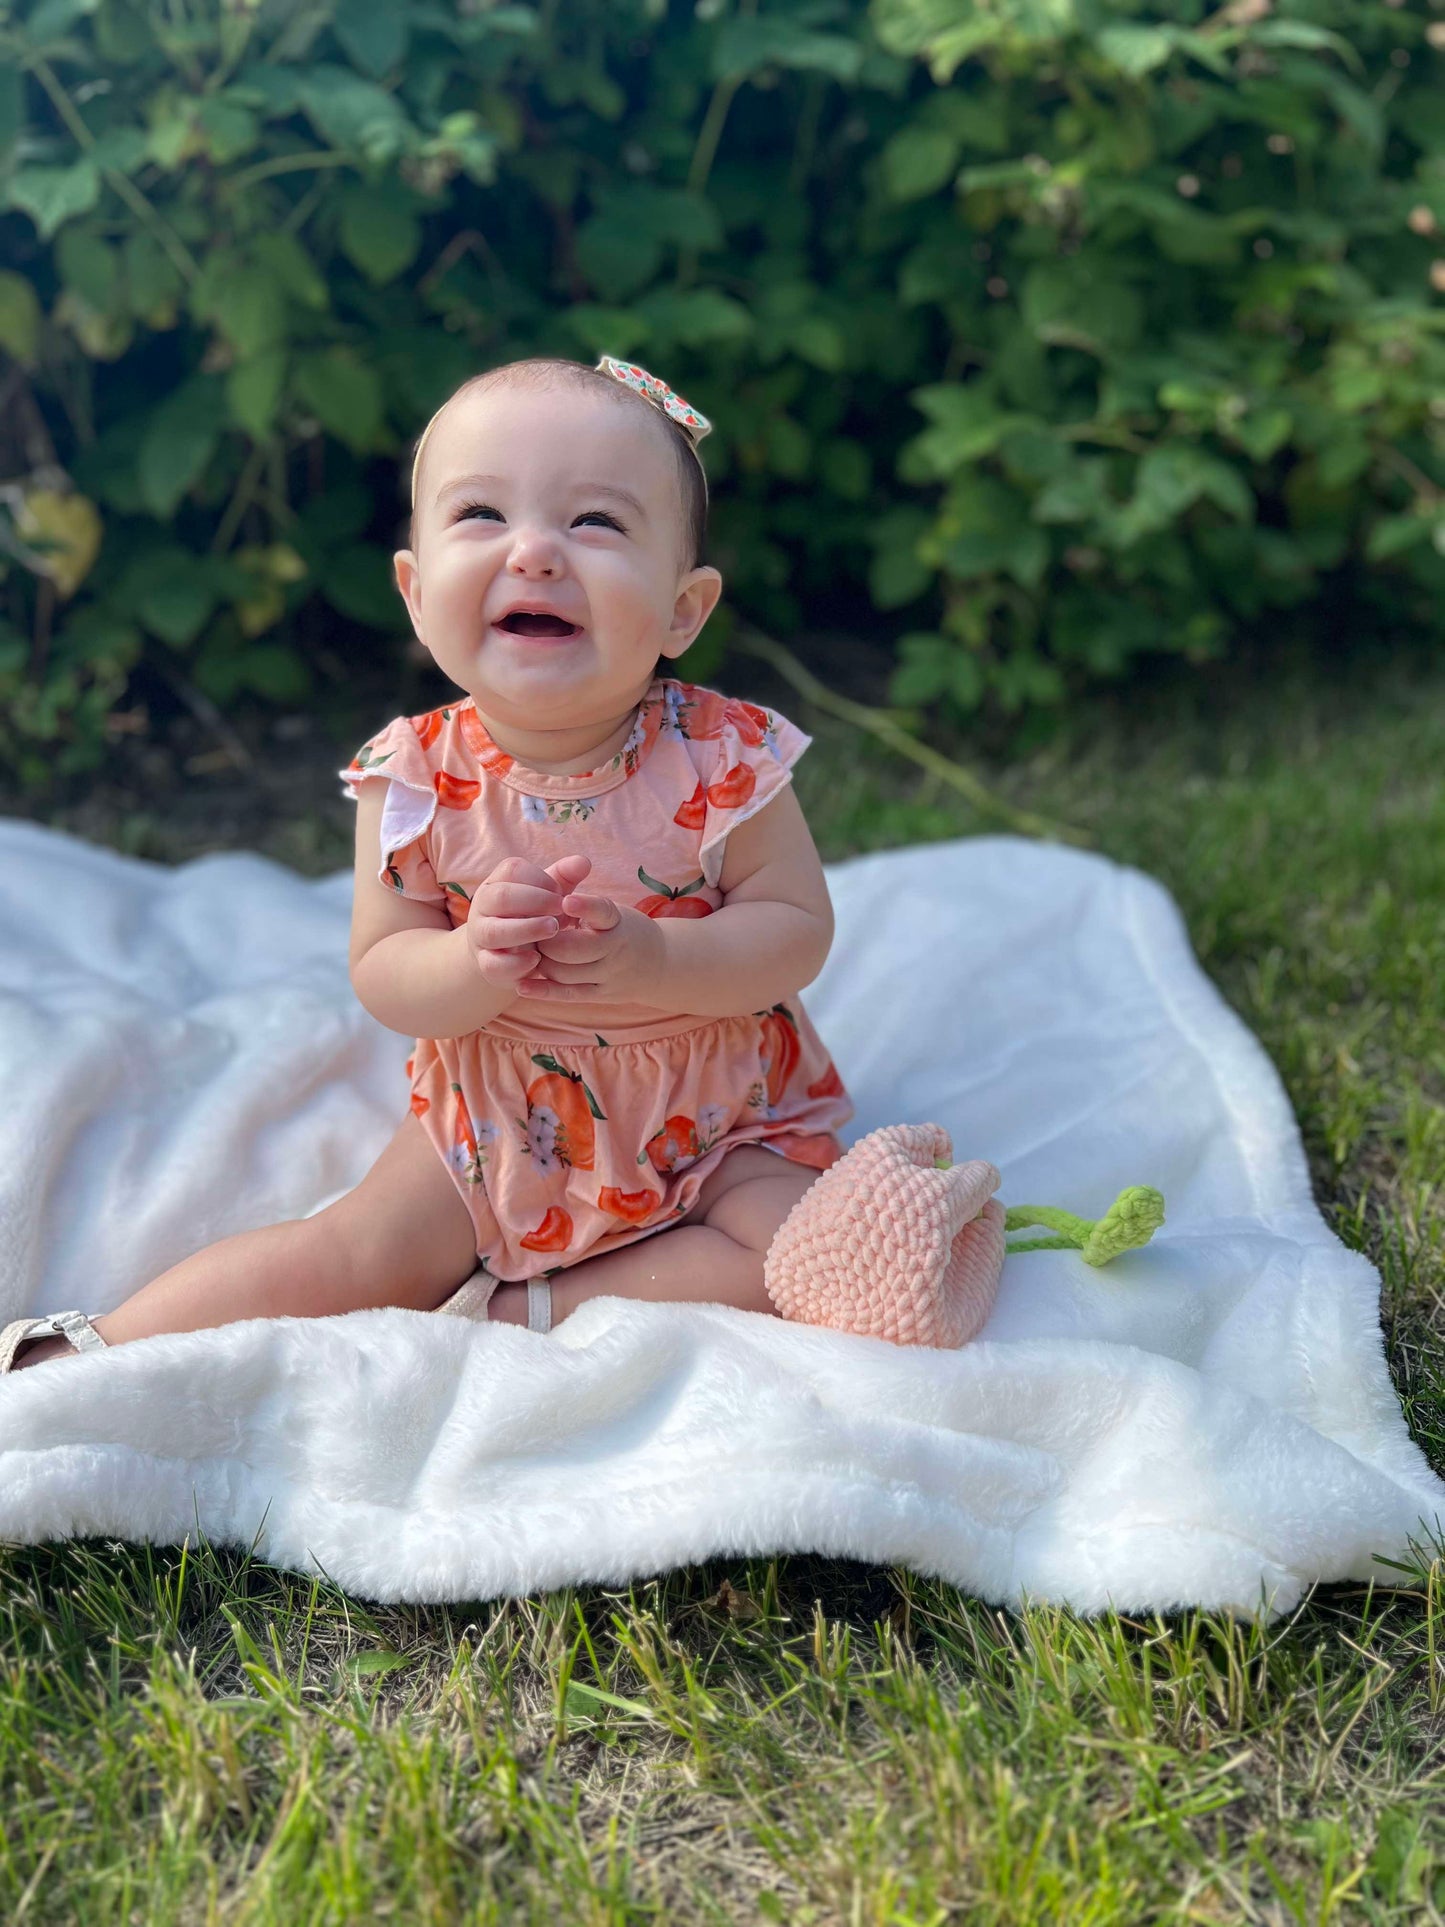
[339,676,855,1283]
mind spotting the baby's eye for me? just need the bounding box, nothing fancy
[450,502,624,532]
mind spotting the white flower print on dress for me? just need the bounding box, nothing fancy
[520,791,598,825]
[525,1106,561,1175]
[660,684,686,738]
[450,1116,498,1182]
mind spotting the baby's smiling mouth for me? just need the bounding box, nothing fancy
[495,612,582,639]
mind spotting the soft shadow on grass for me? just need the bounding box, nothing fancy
[2,644,1443,1922]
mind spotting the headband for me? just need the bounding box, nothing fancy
[408,356,711,511]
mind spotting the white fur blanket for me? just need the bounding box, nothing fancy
[0,816,1439,1617]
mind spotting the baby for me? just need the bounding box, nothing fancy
[4,354,857,1367]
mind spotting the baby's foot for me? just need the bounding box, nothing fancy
[10,1334,78,1369]
[763,1122,1006,1348]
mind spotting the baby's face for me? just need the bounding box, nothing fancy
[393,385,721,724]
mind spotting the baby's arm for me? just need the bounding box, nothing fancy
[644,784,834,1018]
[348,783,516,1037]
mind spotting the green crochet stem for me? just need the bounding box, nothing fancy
[931,1159,1166,1266]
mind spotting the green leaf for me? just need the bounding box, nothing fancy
[765,414,811,478]
[22,0,96,42]
[880,126,960,202]
[0,271,43,363]
[138,377,227,521]
[298,66,413,163]
[128,552,223,649]
[338,183,421,283]
[1095,23,1176,77]
[561,1681,661,1723]
[293,481,373,552]
[563,306,651,359]
[901,384,1023,477]
[0,66,22,166]
[190,252,288,357]
[888,631,952,705]
[932,91,1011,153]
[934,475,1048,586]
[1366,515,1431,562]
[294,348,384,455]
[320,543,397,627]
[1033,460,1112,524]
[1315,436,1371,490]
[55,228,121,318]
[1244,19,1363,76]
[1112,445,1255,545]
[870,545,932,609]
[124,231,183,321]
[331,0,408,78]
[790,314,847,372]
[1196,458,1254,523]
[949,652,985,709]
[1021,260,1143,355]
[1231,409,1292,463]
[227,349,288,441]
[194,96,261,165]
[250,232,329,312]
[577,187,722,303]
[575,221,661,303]
[820,438,870,502]
[633,287,752,347]
[350,1650,411,1677]
[3,161,101,240]
[236,643,311,701]
[711,18,863,85]
[87,127,149,175]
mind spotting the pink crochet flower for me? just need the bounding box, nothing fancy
[763,1122,1006,1348]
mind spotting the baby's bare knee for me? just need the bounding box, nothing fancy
[306,1192,476,1314]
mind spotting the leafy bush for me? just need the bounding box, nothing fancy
[0,0,1440,794]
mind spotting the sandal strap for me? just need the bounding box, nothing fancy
[435,1268,500,1322]
[526,1278,552,1334]
[0,1310,106,1374]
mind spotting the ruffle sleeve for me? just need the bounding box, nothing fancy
[688,699,813,891]
[337,716,448,908]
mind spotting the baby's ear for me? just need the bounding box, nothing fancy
[393,549,424,640]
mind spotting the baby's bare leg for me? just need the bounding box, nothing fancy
[489,1150,819,1328]
[12,1114,479,1369]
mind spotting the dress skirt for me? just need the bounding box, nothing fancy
[405,998,855,1282]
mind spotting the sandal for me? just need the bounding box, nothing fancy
[436,1267,553,1333]
[0,1309,108,1374]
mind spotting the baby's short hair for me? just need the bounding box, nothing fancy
[406,356,708,574]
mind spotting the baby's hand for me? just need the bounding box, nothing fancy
[464,854,592,992]
[519,869,664,1005]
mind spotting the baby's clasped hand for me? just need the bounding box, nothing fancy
[465,853,663,1005]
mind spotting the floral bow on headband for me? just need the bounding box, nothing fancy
[595,356,712,451]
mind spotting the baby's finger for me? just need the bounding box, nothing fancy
[480,942,540,975]
[546,853,592,887]
[561,891,620,930]
[533,922,604,957]
[518,977,599,998]
[488,856,570,894]
[475,915,560,949]
[478,882,564,919]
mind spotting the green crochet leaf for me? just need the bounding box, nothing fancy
[1079,1185,1166,1266]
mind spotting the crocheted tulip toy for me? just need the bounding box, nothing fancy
[763,1122,1165,1349]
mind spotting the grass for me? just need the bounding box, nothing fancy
[2,642,1443,1923]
